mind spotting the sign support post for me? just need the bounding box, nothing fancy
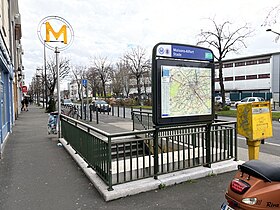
[55,47,61,138]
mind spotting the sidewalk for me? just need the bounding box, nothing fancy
[0,105,279,210]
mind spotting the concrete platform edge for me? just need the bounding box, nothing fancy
[59,138,240,202]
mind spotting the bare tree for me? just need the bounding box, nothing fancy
[71,65,87,101]
[123,46,150,105]
[197,18,253,106]
[262,4,280,42]
[46,56,70,99]
[262,4,280,27]
[111,63,123,97]
[89,56,112,99]
[111,61,131,97]
[86,67,102,100]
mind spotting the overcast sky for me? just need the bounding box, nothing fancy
[19,0,280,88]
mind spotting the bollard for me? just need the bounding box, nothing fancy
[96,106,99,124]
[89,105,92,122]
[80,104,82,120]
[84,104,86,120]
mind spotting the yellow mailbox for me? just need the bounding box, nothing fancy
[237,101,273,160]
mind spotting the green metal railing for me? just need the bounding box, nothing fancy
[61,113,237,190]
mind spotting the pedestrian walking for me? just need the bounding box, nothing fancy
[21,99,25,111]
[23,97,29,111]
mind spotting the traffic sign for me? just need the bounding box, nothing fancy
[82,79,87,87]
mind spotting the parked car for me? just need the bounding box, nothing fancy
[91,100,111,112]
[215,96,231,106]
[234,97,265,108]
[62,99,73,106]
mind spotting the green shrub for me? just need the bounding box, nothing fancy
[222,105,230,111]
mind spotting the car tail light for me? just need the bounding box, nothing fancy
[230,178,250,194]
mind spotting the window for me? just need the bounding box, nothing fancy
[258,58,270,64]
[224,77,234,81]
[235,76,245,80]
[246,75,257,80]
[246,60,257,66]
[258,74,270,79]
[224,63,233,68]
[235,61,245,67]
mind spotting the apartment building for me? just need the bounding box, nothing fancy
[215,52,280,101]
[0,0,23,157]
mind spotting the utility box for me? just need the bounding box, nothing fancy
[237,101,273,140]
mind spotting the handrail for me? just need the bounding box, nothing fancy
[61,114,110,136]
[61,114,155,139]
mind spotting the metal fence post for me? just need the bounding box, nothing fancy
[234,123,238,161]
[107,136,113,191]
[96,106,99,124]
[132,112,135,131]
[153,126,159,179]
[112,105,114,116]
[205,123,211,168]
[123,106,125,118]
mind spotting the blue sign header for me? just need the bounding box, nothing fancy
[156,44,213,61]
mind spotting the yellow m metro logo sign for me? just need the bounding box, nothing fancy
[45,21,67,44]
[38,16,73,51]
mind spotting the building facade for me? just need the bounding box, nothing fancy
[215,52,280,101]
[0,0,23,158]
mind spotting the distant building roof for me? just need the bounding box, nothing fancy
[216,52,280,63]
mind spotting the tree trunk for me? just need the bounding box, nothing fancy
[102,80,107,99]
[218,60,226,107]
[136,76,141,105]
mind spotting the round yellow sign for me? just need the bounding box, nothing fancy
[37,16,74,51]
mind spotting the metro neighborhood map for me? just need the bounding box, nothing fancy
[161,65,212,117]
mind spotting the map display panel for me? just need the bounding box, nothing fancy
[161,65,212,118]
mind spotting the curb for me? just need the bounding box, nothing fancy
[59,138,239,201]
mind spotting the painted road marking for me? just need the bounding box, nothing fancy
[237,136,280,147]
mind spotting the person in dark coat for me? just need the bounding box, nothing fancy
[23,97,29,111]
[21,99,25,111]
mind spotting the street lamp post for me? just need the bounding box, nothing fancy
[44,41,48,110]
[36,75,40,105]
[36,68,44,106]
[55,47,61,138]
